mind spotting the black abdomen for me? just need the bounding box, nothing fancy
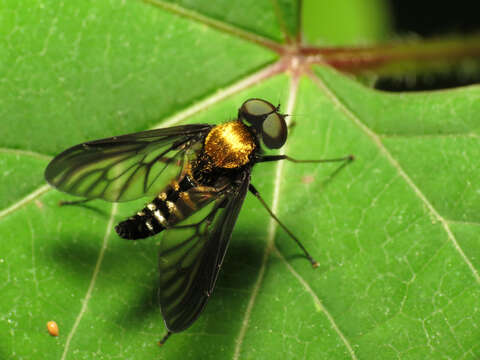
[115,203,166,239]
[115,176,196,240]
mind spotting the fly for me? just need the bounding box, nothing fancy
[44,98,353,345]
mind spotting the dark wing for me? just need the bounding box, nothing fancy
[44,124,212,202]
[158,171,251,332]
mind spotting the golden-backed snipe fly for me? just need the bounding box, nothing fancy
[45,98,353,345]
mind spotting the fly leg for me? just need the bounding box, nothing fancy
[257,154,354,185]
[248,184,319,268]
[58,198,92,206]
[252,154,354,266]
[158,331,172,346]
[257,154,354,164]
[57,198,107,217]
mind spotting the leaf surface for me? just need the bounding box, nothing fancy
[1,1,479,359]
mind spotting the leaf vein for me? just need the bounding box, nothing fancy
[143,0,283,52]
[149,61,285,130]
[232,73,298,359]
[273,247,358,360]
[61,203,118,360]
[308,70,480,285]
[0,147,52,161]
[0,184,51,220]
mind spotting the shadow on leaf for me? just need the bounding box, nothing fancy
[43,224,269,348]
[115,231,264,337]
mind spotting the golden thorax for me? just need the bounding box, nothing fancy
[204,121,256,168]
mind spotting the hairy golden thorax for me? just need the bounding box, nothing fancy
[204,121,256,168]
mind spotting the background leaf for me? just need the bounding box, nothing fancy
[1,1,479,359]
[302,0,392,45]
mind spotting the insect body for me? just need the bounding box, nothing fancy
[115,120,257,240]
[45,99,352,345]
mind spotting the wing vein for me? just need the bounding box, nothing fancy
[45,126,210,202]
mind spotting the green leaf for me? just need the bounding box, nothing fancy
[1,1,479,359]
[302,0,392,45]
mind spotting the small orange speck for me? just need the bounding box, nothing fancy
[301,175,314,184]
[47,321,59,336]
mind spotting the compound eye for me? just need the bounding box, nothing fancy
[262,112,287,149]
[239,98,276,125]
[239,98,288,149]
[241,98,276,118]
